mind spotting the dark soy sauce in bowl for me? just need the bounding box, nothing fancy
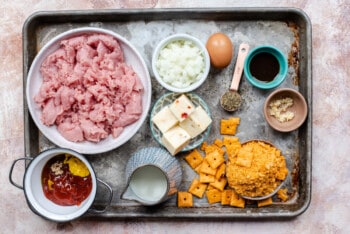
[250,52,280,82]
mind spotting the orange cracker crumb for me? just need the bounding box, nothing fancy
[277,188,289,202]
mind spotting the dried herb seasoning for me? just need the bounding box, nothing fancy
[220,91,242,112]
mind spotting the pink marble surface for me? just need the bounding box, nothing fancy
[1,1,349,233]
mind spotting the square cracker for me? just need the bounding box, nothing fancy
[223,136,241,151]
[209,177,227,192]
[199,172,215,183]
[220,117,240,135]
[224,137,241,161]
[221,190,233,205]
[184,149,204,169]
[206,189,222,204]
[200,141,208,151]
[257,197,273,207]
[204,143,225,155]
[206,184,217,191]
[206,149,225,169]
[177,191,193,207]
[230,191,245,208]
[215,163,226,179]
[194,162,203,174]
[188,178,208,198]
[214,138,224,148]
[235,148,253,167]
[200,158,217,175]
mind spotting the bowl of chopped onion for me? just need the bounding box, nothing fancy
[152,34,210,93]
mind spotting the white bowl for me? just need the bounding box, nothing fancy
[26,27,152,154]
[152,34,210,93]
[23,149,98,222]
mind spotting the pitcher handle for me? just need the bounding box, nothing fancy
[88,178,113,214]
[9,157,33,190]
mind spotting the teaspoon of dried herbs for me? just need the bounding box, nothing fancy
[220,43,249,112]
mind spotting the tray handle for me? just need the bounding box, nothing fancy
[9,157,33,189]
[88,178,113,214]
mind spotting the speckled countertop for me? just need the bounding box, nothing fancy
[1,1,349,233]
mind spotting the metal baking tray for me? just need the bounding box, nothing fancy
[23,8,312,219]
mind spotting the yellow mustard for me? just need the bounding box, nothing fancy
[64,154,90,177]
[48,179,54,190]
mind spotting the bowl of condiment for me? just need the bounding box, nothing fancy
[226,140,289,200]
[9,148,113,222]
[26,27,152,154]
[152,34,210,93]
[263,88,308,132]
[244,45,288,89]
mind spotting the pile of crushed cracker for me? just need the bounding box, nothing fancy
[226,140,288,198]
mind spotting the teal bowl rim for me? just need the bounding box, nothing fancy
[244,45,288,90]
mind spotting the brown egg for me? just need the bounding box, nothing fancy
[206,33,233,69]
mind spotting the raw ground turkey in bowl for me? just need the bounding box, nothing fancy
[34,33,144,143]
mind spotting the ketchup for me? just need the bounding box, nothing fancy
[42,155,92,206]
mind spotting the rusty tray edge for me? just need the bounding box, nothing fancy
[22,7,312,219]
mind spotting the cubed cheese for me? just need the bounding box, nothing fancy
[152,106,179,134]
[161,126,191,155]
[179,106,212,138]
[169,94,195,122]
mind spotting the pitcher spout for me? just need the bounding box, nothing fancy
[120,185,140,202]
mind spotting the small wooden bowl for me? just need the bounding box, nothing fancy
[264,88,308,132]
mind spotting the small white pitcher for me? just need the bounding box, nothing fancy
[121,147,182,206]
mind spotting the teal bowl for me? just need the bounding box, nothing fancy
[244,45,288,90]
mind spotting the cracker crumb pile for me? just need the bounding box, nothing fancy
[226,140,288,197]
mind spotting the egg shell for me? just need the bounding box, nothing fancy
[206,33,233,69]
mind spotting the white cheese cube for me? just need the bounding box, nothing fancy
[169,94,195,122]
[179,106,212,138]
[152,106,179,134]
[161,126,191,155]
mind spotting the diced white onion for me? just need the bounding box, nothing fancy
[156,39,205,88]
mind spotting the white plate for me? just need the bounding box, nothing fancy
[26,27,152,154]
[150,92,211,153]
